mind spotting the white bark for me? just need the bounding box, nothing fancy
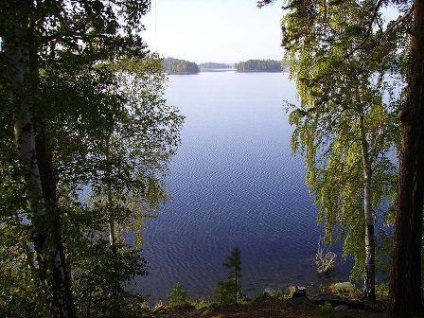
[10,32,44,215]
[359,114,376,301]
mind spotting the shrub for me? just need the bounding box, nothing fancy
[167,283,189,307]
[214,280,238,305]
[190,299,210,311]
[329,282,359,298]
[375,283,389,299]
[317,302,334,318]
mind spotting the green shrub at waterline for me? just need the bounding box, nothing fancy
[167,283,189,307]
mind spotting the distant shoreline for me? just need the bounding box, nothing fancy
[199,68,237,72]
[167,70,286,75]
[163,57,287,75]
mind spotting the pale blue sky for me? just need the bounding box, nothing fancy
[142,0,284,64]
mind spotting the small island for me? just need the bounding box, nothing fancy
[162,57,200,74]
[161,58,288,74]
[234,59,284,72]
[199,62,234,72]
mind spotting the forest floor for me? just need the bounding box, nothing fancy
[145,297,389,318]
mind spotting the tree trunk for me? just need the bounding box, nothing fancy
[359,114,376,301]
[105,130,117,247]
[8,11,49,285]
[36,136,76,318]
[389,0,424,316]
[6,7,75,318]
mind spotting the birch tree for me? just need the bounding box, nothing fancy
[258,0,401,301]
[0,1,173,316]
[260,0,424,313]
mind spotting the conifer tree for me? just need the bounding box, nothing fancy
[215,248,242,305]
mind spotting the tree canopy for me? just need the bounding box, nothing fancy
[259,0,423,314]
[0,1,183,317]
[162,57,200,74]
[199,62,233,70]
[234,59,282,72]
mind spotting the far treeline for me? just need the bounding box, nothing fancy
[234,59,287,72]
[162,58,287,74]
[199,62,233,70]
[161,57,200,74]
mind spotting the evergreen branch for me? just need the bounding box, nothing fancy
[344,3,414,62]
[343,0,385,60]
[384,4,414,38]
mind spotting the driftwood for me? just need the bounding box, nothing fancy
[314,239,336,275]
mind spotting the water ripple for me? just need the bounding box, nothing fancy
[133,73,346,302]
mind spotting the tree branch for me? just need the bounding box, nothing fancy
[384,4,414,38]
[257,0,275,8]
[343,0,385,59]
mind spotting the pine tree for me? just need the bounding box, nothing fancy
[167,283,189,307]
[215,248,242,305]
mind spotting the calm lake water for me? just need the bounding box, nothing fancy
[136,72,347,302]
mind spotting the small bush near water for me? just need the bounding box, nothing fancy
[167,283,189,307]
[214,248,242,305]
[317,302,334,318]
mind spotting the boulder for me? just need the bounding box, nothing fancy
[289,286,307,297]
[334,304,349,312]
[263,287,282,298]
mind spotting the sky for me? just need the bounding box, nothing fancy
[142,0,284,64]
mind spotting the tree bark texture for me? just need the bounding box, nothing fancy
[36,137,76,318]
[359,114,376,302]
[389,0,424,316]
[5,6,75,318]
[105,130,117,247]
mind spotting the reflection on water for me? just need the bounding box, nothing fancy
[135,72,348,302]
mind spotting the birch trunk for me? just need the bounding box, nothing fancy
[9,18,49,282]
[6,12,75,318]
[105,130,117,247]
[36,136,75,318]
[359,114,376,301]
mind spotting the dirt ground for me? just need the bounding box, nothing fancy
[147,297,389,318]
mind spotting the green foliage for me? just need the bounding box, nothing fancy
[234,59,282,72]
[214,280,238,306]
[329,283,359,298]
[161,57,200,74]
[214,248,242,305]
[0,1,183,315]
[375,284,389,300]
[376,229,394,281]
[167,283,189,307]
[0,223,50,318]
[317,302,334,318]
[276,0,401,285]
[56,55,181,317]
[71,241,147,317]
[199,62,232,70]
[224,247,242,275]
[190,299,211,311]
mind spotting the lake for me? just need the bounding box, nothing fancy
[136,72,347,302]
